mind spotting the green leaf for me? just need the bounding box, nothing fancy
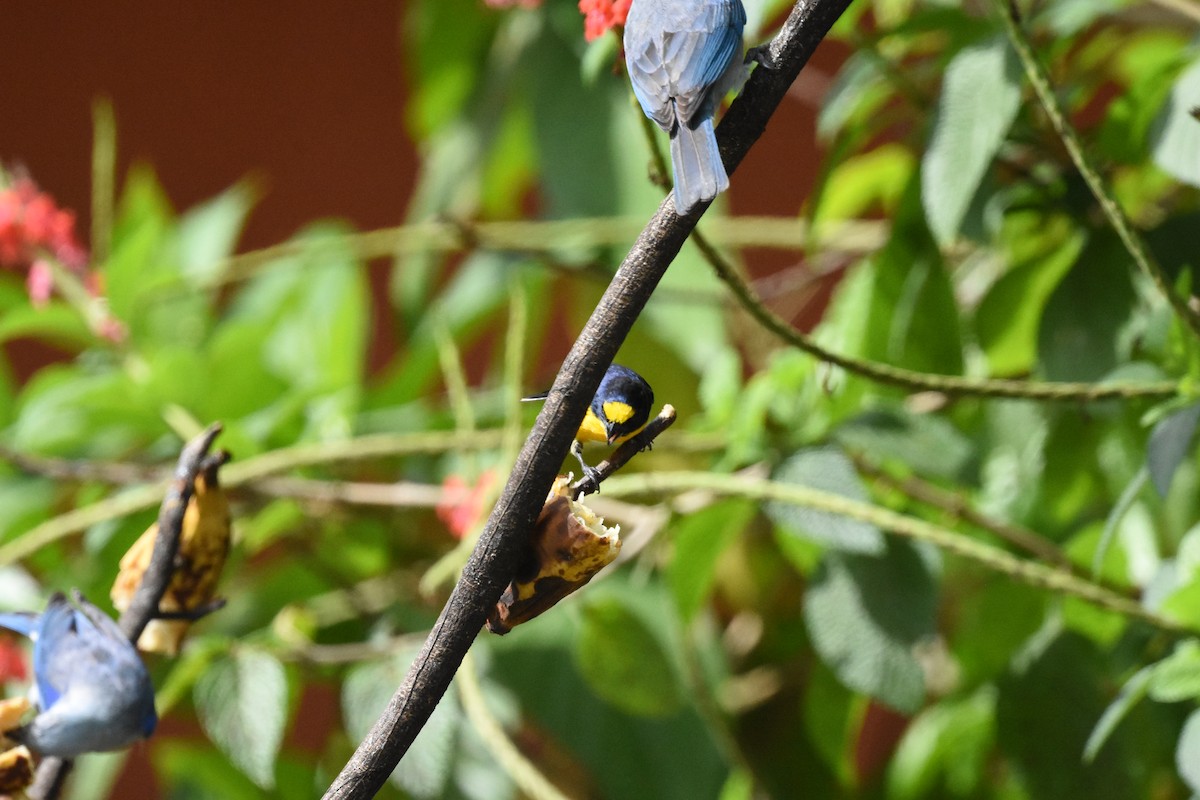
[1147,403,1200,497]
[176,181,257,286]
[342,649,461,797]
[997,632,1135,799]
[194,647,289,789]
[1038,231,1136,382]
[11,367,158,456]
[575,595,683,717]
[1084,665,1154,762]
[886,688,996,799]
[804,539,939,712]
[921,35,1022,244]
[1093,467,1149,577]
[1177,708,1200,794]
[526,21,620,218]
[818,52,888,141]
[976,215,1084,375]
[768,447,885,555]
[668,500,754,621]
[834,407,974,480]
[1147,639,1200,703]
[868,176,965,375]
[1151,58,1200,188]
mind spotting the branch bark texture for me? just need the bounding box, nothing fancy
[322,2,854,797]
[28,424,223,800]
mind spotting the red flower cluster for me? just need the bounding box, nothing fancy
[0,174,89,308]
[0,168,125,341]
[0,638,26,683]
[578,0,630,41]
[437,469,498,539]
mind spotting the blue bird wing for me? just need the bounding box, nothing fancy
[669,2,746,127]
[625,1,746,130]
[32,593,78,711]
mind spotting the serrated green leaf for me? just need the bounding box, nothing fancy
[921,35,1022,244]
[1147,403,1200,497]
[1152,59,1200,188]
[804,540,939,712]
[575,596,683,717]
[768,447,885,555]
[194,647,288,789]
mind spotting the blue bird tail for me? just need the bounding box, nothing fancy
[0,611,38,639]
[670,117,728,214]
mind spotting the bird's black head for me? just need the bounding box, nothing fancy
[592,364,654,444]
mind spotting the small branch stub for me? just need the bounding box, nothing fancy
[572,404,677,498]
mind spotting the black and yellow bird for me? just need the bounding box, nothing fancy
[524,364,655,482]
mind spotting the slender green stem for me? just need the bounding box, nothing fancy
[149,215,884,297]
[696,230,1181,400]
[993,0,1200,339]
[458,652,571,800]
[0,430,507,567]
[91,99,116,266]
[600,471,1191,634]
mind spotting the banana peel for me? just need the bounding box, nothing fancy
[0,698,31,795]
[487,475,621,634]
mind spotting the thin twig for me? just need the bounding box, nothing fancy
[848,453,1073,569]
[150,215,884,298]
[321,2,856,797]
[570,404,677,498]
[28,425,224,800]
[600,470,1190,635]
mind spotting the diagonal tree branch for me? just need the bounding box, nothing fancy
[320,2,854,797]
[28,424,224,800]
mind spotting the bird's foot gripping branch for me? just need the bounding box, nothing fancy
[488,404,675,634]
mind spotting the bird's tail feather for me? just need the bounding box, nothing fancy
[670,117,728,214]
[0,612,37,638]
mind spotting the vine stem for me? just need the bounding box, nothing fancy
[993,0,1200,340]
[694,227,1181,400]
[28,425,224,800]
[599,470,1190,635]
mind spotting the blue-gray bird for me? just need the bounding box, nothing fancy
[0,591,157,757]
[624,0,748,213]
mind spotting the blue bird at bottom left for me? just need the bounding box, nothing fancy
[0,590,157,757]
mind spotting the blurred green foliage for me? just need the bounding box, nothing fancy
[3,0,1200,798]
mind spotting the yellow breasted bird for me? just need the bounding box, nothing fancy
[111,455,231,655]
[523,364,654,483]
